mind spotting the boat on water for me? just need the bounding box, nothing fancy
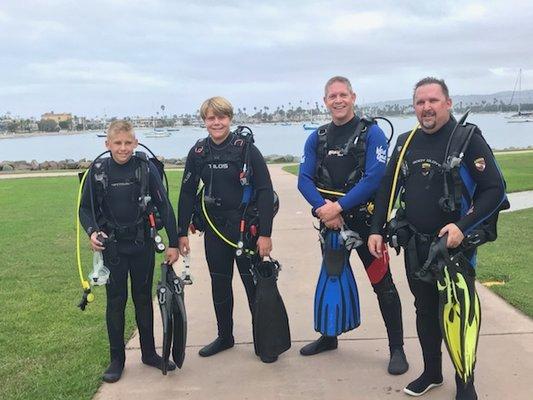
[507,69,533,123]
[303,123,319,131]
[145,130,171,138]
[96,133,107,137]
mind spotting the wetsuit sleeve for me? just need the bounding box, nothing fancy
[338,124,388,211]
[79,170,99,236]
[148,162,179,247]
[369,134,404,235]
[177,146,201,237]
[297,131,326,211]
[455,131,506,234]
[250,144,274,237]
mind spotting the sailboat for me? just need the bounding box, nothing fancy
[507,69,533,123]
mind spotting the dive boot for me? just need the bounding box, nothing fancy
[260,355,278,363]
[388,347,409,375]
[142,352,176,372]
[300,336,338,356]
[403,372,443,396]
[199,336,235,357]
[102,358,124,383]
[455,374,478,400]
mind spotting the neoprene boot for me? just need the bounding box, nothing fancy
[141,352,176,372]
[403,372,443,396]
[299,336,338,356]
[388,347,409,375]
[199,336,235,357]
[102,358,125,383]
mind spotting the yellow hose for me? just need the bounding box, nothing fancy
[76,170,94,301]
[386,123,419,221]
[317,187,346,197]
[199,184,255,256]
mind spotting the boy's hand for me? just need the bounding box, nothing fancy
[90,231,107,251]
[165,247,179,264]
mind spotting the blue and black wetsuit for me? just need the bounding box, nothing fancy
[298,115,404,350]
[79,156,178,364]
[370,116,506,379]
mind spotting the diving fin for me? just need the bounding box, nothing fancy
[251,258,291,358]
[157,263,173,375]
[168,267,187,369]
[157,262,190,374]
[437,251,480,385]
[314,229,360,337]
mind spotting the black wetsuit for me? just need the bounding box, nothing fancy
[177,133,274,340]
[370,117,506,378]
[298,117,404,350]
[79,155,178,363]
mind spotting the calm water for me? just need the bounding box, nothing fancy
[1,113,532,162]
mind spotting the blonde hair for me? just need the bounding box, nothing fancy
[107,120,135,139]
[199,96,234,120]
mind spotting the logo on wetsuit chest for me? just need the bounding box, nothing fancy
[421,162,431,176]
[111,181,134,187]
[208,163,229,169]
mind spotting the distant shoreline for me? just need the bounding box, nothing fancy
[0,130,99,140]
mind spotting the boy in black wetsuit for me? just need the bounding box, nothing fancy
[176,97,275,362]
[369,78,506,400]
[79,120,179,383]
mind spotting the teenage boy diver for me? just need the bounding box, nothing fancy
[79,120,180,382]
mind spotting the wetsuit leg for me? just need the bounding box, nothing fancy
[105,255,129,362]
[355,242,404,349]
[347,219,404,349]
[204,227,237,339]
[404,239,442,378]
[128,246,156,357]
[235,255,256,313]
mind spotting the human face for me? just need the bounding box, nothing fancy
[204,109,231,144]
[324,81,356,125]
[413,83,452,134]
[106,131,138,164]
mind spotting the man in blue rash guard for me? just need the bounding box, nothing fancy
[297,76,408,375]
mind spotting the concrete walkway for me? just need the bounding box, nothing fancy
[90,164,533,400]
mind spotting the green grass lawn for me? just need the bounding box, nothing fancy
[0,170,182,400]
[476,207,533,317]
[282,151,533,193]
[494,152,533,192]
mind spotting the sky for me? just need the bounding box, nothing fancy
[1,0,532,118]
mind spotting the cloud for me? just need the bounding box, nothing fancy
[27,59,169,88]
[1,0,533,116]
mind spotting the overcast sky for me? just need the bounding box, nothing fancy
[1,0,532,118]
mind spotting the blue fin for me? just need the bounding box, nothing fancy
[314,230,360,337]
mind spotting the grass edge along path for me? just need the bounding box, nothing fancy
[0,170,183,400]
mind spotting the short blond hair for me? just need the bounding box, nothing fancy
[199,96,234,120]
[107,120,135,139]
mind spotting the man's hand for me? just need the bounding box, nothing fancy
[178,236,190,256]
[316,199,343,222]
[368,234,384,258]
[439,223,464,248]
[256,236,272,258]
[165,247,179,264]
[324,215,344,230]
[90,231,107,251]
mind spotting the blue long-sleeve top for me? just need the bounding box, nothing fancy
[298,117,388,212]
